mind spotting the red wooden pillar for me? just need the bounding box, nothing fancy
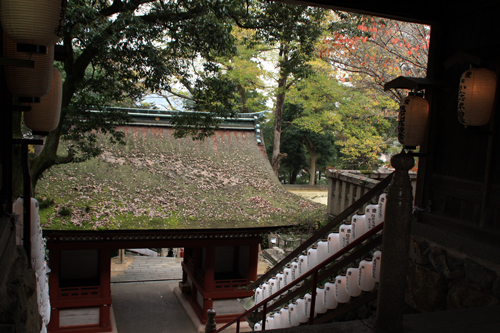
[47,248,60,332]
[99,249,111,330]
[204,246,216,293]
[248,242,259,283]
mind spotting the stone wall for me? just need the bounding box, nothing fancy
[406,237,500,312]
[0,218,42,333]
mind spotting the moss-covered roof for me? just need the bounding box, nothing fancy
[37,125,325,231]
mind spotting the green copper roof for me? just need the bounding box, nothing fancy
[37,125,324,231]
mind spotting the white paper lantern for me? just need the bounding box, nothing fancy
[339,222,352,248]
[254,286,262,305]
[307,246,318,270]
[358,258,376,291]
[317,239,329,264]
[323,280,338,310]
[262,283,269,300]
[273,311,281,329]
[3,34,54,98]
[284,265,292,287]
[291,260,299,281]
[372,251,382,282]
[378,193,387,224]
[315,287,327,314]
[298,252,308,277]
[398,93,429,148]
[0,0,65,46]
[289,302,300,327]
[280,307,291,328]
[351,212,366,240]
[334,274,350,303]
[265,315,274,330]
[296,298,308,323]
[327,233,340,256]
[254,321,262,331]
[268,277,277,297]
[458,68,497,126]
[25,68,62,133]
[346,267,362,297]
[304,293,317,319]
[276,272,284,291]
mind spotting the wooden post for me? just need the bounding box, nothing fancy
[376,152,414,332]
[205,308,217,333]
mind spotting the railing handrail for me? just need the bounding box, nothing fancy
[215,222,384,333]
[250,172,393,289]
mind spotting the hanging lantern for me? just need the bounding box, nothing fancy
[315,287,328,314]
[334,274,351,303]
[3,34,54,98]
[398,93,429,148]
[458,67,497,126]
[327,232,340,256]
[0,0,65,46]
[346,267,362,297]
[24,68,62,134]
[307,245,318,270]
[339,221,352,248]
[358,258,376,291]
[351,211,366,240]
[372,250,382,282]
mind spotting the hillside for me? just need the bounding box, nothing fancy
[36,126,325,231]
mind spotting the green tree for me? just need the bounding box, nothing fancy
[16,0,241,195]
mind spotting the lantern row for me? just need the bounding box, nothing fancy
[254,250,382,331]
[252,193,386,330]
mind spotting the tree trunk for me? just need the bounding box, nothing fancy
[271,46,289,176]
[302,136,318,185]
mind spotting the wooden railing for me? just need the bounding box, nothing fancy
[214,279,248,290]
[249,173,393,290]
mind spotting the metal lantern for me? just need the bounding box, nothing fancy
[3,34,54,98]
[24,68,62,133]
[0,0,65,46]
[398,93,429,148]
[458,67,497,126]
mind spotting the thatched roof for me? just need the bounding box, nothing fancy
[37,117,325,231]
